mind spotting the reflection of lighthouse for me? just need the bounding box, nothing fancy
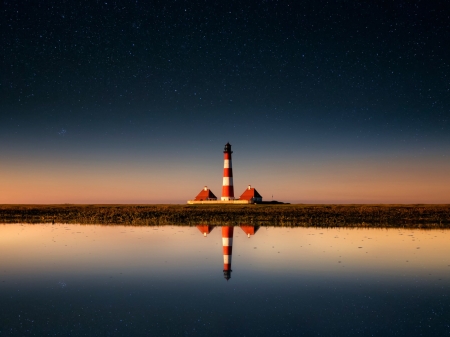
[196,224,259,281]
[222,226,234,280]
[221,143,235,201]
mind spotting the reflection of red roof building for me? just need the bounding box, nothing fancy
[240,225,260,238]
[197,225,215,237]
[239,185,263,203]
[194,186,217,201]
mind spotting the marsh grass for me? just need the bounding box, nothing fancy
[0,204,449,228]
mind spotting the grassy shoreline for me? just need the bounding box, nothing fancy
[1,204,449,228]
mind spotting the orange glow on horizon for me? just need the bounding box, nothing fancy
[1,154,449,204]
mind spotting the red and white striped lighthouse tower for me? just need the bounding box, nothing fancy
[222,226,234,280]
[221,143,235,201]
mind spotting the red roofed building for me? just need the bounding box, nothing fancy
[194,186,217,201]
[239,185,263,203]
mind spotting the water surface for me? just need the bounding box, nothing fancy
[1,224,449,336]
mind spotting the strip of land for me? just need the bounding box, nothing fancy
[1,204,449,228]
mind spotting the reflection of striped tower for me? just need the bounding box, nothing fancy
[221,143,235,201]
[222,226,234,280]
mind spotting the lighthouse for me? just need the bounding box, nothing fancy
[221,142,235,201]
[222,226,234,280]
[188,143,273,204]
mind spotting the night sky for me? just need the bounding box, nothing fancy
[1,1,449,203]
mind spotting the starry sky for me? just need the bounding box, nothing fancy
[1,1,449,204]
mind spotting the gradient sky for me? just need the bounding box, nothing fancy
[1,1,449,203]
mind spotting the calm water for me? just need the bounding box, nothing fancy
[1,224,449,336]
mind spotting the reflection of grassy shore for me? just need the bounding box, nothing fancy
[1,204,449,228]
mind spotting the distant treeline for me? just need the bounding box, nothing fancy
[1,204,449,228]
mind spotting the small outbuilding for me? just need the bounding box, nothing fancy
[239,185,263,203]
[194,186,217,201]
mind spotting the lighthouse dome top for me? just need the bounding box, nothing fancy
[223,142,233,154]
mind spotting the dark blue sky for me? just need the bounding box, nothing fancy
[1,1,449,203]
